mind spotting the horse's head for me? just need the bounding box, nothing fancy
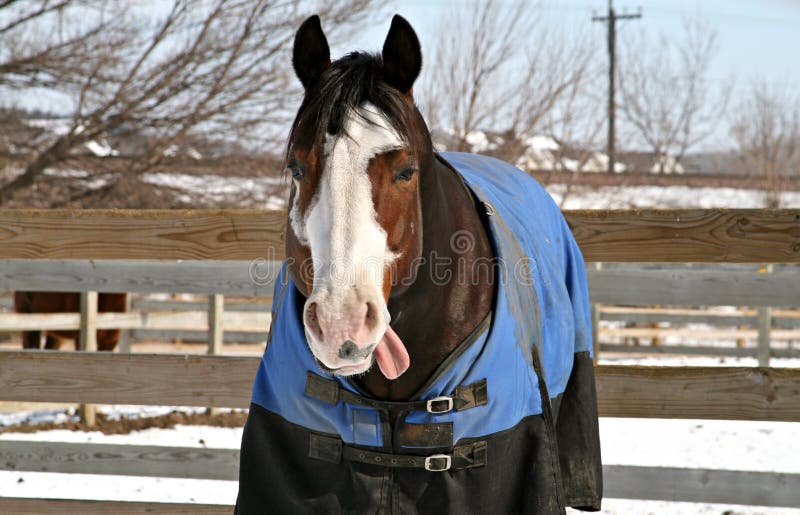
[285,15,428,379]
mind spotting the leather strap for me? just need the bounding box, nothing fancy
[308,433,487,472]
[304,372,487,414]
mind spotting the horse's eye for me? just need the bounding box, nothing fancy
[287,163,305,180]
[395,166,415,183]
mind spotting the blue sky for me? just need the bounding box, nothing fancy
[343,0,800,93]
[12,1,800,151]
[336,0,800,150]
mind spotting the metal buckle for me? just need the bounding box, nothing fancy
[426,396,454,414]
[424,454,452,472]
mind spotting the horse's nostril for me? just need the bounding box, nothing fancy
[364,302,378,329]
[305,302,322,339]
[306,302,318,321]
[338,340,358,359]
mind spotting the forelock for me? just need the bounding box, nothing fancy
[287,52,414,160]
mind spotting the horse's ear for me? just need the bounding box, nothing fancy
[293,15,330,90]
[382,15,422,95]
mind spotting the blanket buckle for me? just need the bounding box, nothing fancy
[424,454,452,472]
[426,396,454,414]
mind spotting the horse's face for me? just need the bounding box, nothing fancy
[285,15,424,379]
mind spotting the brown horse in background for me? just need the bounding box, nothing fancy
[14,292,127,350]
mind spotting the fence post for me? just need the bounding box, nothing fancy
[757,307,772,367]
[117,293,132,353]
[208,293,224,355]
[207,293,224,416]
[591,262,602,365]
[79,291,98,427]
[757,265,773,368]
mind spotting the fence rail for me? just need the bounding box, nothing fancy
[1,442,797,509]
[0,498,230,514]
[1,208,799,262]
[2,351,800,509]
[0,310,269,332]
[2,351,799,421]
[2,208,800,510]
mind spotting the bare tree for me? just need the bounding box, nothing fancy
[0,0,382,205]
[730,81,800,208]
[419,0,597,161]
[542,75,607,207]
[543,66,607,173]
[617,18,731,173]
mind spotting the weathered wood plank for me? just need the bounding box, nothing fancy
[2,456,798,508]
[2,351,800,420]
[1,209,799,262]
[0,209,286,261]
[78,291,98,426]
[602,327,761,339]
[604,465,800,508]
[0,310,270,332]
[0,351,257,408]
[117,293,132,353]
[0,312,81,330]
[587,267,800,306]
[597,365,800,421]
[599,305,760,315]
[208,294,225,356]
[601,327,800,340]
[130,328,266,343]
[599,311,757,326]
[567,208,800,262]
[132,299,271,312]
[0,441,238,480]
[0,259,281,295]
[78,291,98,352]
[0,498,230,514]
[599,343,758,358]
[3,260,799,309]
[599,343,800,359]
[757,307,772,367]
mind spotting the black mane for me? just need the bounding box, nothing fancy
[288,52,416,156]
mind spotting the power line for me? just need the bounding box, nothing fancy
[592,1,641,174]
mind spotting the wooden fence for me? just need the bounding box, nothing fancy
[1,208,800,512]
[5,264,800,352]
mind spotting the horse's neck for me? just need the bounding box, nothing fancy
[358,156,495,400]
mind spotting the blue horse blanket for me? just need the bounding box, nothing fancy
[237,152,602,514]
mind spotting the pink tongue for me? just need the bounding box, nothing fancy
[373,325,410,379]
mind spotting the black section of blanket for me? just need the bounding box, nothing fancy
[236,402,562,514]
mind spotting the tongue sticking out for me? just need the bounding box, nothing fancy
[373,324,409,379]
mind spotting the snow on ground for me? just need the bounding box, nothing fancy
[141,172,288,209]
[37,164,800,210]
[2,411,798,513]
[547,184,800,209]
[0,423,241,505]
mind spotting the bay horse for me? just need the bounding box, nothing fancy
[14,292,127,350]
[237,15,601,514]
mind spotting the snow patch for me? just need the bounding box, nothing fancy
[84,140,118,157]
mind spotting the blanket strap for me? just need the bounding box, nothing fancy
[308,433,487,472]
[304,372,487,414]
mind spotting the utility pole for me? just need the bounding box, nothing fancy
[593,1,641,174]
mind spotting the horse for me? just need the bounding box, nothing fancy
[236,15,602,514]
[14,292,127,350]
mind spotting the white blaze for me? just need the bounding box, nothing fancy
[302,103,403,294]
